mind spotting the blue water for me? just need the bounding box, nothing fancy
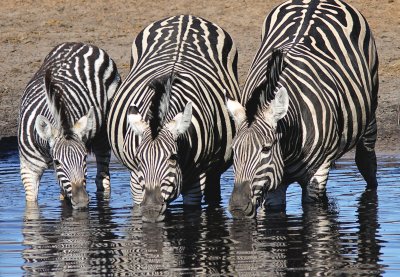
[0,149,399,276]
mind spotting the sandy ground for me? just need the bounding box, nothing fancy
[0,0,399,153]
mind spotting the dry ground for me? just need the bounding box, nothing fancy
[0,0,399,153]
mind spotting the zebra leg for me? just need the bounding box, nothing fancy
[182,173,206,206]
[264,183,288,211]
[130,171,144,205]
[355,118,378,189]
[20,160,45,202]
[302,162,330,203]
[204,171,221,206]
[92,133,111,194]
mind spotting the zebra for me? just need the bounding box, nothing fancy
[18,42,121,209]
[107,15,240,222]
[226,0,379,218]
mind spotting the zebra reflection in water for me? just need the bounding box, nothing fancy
[20,189,382,275]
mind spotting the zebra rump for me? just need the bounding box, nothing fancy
[18,42,121,209]
[107,15,240,222]
[226,0,379,218]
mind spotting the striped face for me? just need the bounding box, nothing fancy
[50,136,89,209]
[134,129,182,221]
[127,101,193,222]
[230,121,284,218]
[226,87,289,218]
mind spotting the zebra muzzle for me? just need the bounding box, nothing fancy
[70,182,89,209]
[229,181,257,219]
[229,201,256,219]
[141,203,167,223]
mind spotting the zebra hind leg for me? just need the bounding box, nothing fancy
[355,118,378,189]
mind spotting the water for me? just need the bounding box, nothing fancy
[0,148,399,276]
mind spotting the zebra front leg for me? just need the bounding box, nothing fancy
[302,162,331,204]
[93,137,111,195]
[264,183,288,212]
[182,173,206,206]
[204,171,221,206]
[130,171,144,205]
[20,160,45,202]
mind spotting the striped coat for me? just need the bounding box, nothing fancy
[226,0,379,218]
[18,42,120,208]
[108,15,240,221]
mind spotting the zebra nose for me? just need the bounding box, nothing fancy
[229,202,256,219]
[71,181,89,209]
[141,204,166,222]
[141,186,166,222]
[229,181,256,219]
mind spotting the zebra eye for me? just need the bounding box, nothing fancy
[169,154,178,162]
[53,159,61,167]
[261,145,272,153]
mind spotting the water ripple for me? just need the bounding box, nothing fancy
[0,153,399,276]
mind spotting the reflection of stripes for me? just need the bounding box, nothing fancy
[108,15,240,205]
[18,42,120,202]
[231,0,378,201]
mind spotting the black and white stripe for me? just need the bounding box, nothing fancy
[107,15,240,221]
[18,42,121,208]
[226,0,379,218]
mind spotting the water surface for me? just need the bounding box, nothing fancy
[0,149,399,276]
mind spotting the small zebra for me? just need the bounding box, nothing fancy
[226,0,379,218]
[108,15,240,222]
[18,42,121,209]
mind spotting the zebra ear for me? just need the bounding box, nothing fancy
[266,87,289,127]
[166,102,193,138]
[127,106,149,137]
[35,115,56,142]
[226,96,246,127]
[73,107,95,142]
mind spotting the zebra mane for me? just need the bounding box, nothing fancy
[245,49,286,125]
[44,70,74,138]
[146,72,179,139]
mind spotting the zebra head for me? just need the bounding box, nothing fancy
[34,71,93,209]
[127,74,193,222]
[226,49,288,218]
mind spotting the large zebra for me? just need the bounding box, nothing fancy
[226,0,379,218]
[18,42,121,209]
[108,15,240,222]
